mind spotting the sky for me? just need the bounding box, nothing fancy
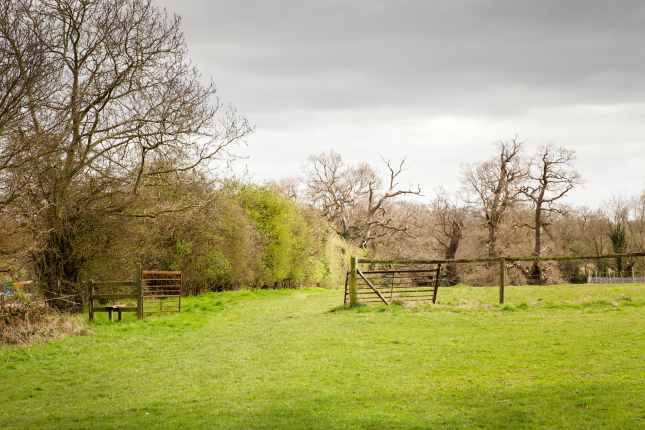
[158,0,645,207]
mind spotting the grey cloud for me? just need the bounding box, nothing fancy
[161,0,645,114]
[157,0,645,207]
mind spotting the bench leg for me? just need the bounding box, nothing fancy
[118,309,122,321]
[108,308,113,321]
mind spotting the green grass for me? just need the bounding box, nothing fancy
[1,284,645,429]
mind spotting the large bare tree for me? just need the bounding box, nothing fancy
[463,139,524,258]
[520,145,580,283]
[428,190,466,284]
[305,151,358,238]
[0,0,49,205]
[1,0,250,308]
[305,151,421,248]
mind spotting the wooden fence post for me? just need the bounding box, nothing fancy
[499,258,506,305]
[88,282,94,321]
[432,263,442,304]
[343,272,349,306]
[137,265,143,320]
[179,272,182,313]
[349,256,358,307]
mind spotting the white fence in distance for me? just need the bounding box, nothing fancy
[587,271,645,284]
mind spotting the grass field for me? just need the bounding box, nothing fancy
[1,284,644,429]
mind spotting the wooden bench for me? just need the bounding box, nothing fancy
[97,304,139,321]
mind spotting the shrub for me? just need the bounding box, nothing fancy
[559,261,588,284]
[236,186,315,286]
[0,300,87,345]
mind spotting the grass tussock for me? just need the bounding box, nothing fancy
[0,301,88,346]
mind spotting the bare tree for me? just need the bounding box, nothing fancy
[305,151,356,238]
[626,193,645,252]
[520,145,580,283]
[270,177,302,201]
[463,139,524,258]
[428,190,466,284]
[1,0,250,309]
[0,0,49,205]
[305,151,421,248]
[607,198,630,273]
[577,208,612,257]
[360,158,422,248]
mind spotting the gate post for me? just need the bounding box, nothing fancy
[136,265,143,320]
[432,263,442,304]
[88,281,94,321]
[349,256,358,307]
[499,258,506,305]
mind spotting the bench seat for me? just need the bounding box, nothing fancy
[94,304,138,321]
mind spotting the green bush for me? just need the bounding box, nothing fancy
[236,186,317,286]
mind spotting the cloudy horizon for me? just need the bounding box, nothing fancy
[159,0,645,207]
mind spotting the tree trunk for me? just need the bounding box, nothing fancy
[487,224,497,258]
[444,236,461,286]
[528,261,543,285]
[445,262,459,286]
[33,226,84,312]
[529,207,544,285]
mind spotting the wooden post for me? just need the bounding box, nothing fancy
[178,272,182,313]
[137,265,143,320]
[432,263,442,304]
[88,282,94,321]
[343,272,349,306]
[348,256,358,307]
[499,258,506,305]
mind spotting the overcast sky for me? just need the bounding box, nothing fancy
[159,0,645,207]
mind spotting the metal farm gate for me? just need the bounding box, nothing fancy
[344,259,442,306]
[141,270,182,315]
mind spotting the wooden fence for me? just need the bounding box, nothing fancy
[88,270,182,321]
[346,252,645,306]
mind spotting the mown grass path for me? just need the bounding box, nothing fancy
[2,285,645,429]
